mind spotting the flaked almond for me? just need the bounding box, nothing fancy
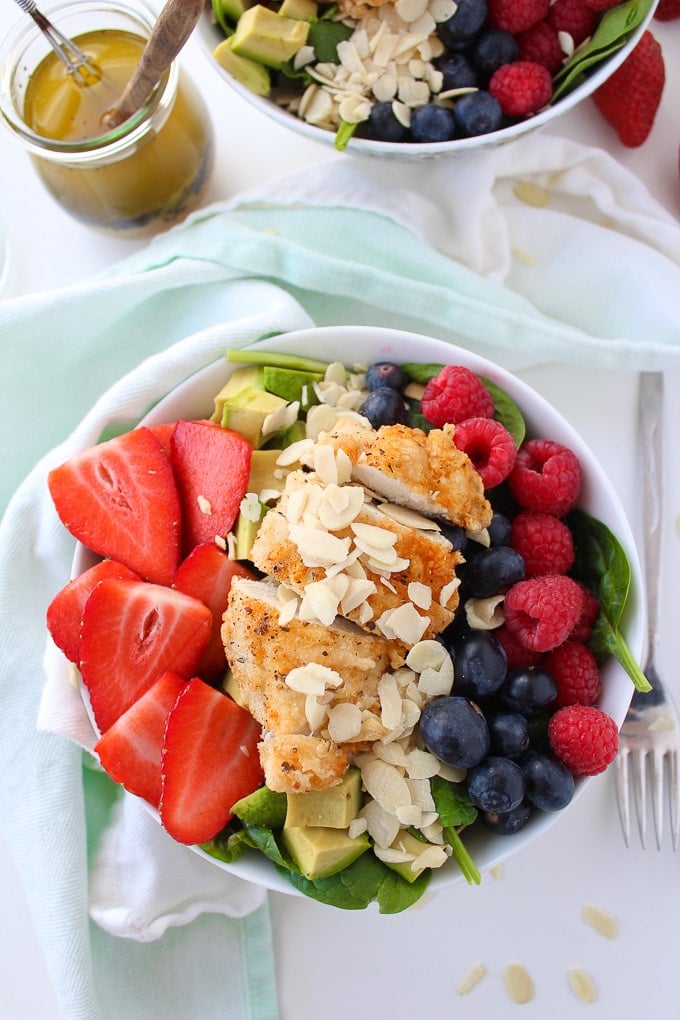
[407,581,432,610]
[377,603,429,645]
[285,662,344,696]
[327,702,363,742]
[289,524,352,567]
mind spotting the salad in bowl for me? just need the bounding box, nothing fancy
[45,327,646,913]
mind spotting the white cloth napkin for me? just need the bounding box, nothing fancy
[3,133,680,1020]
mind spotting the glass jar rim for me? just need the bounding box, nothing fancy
[0,0,179,162]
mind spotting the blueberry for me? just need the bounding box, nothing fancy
[453,91,503,138]
[419,696,490,768]
[359,387,408,427]
[462,545,525,597]
[365,361,407,392]
[487,710,530,758]
[467,756,526,813]
[521,750,575,811]
[410,103,457,143]
[500,666,558,715]
[487,512,512,547]
[439,522,469,553]
[472,28,519,75]
[452,630,507,700]
[367,101,410,142]
[481,799,532,835]
[434,52,479,91]
[437,0,488,48]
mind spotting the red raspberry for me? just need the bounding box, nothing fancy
[494,623,544,670]
[569,582,600,641]
[547,0,599,46]
[421,365,494,428]
[488,0,549,33]
[516,21,566,73]
[503,574,584,652]
[548,705,618,776]
[583,0,620,8]
[509,511,575,577]
[452,417,517,489]
[489,61,553,117]
[592,31,665,148]
[507,438,582,517]
[543,641,602,707]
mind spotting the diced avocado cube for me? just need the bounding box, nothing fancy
[247,448,286,498]
[384,830,431,883]
[263,365,322,411]
[277,420,307,449]
[221,387,288,448]
[282,825,371,879]
[285,769,362,829]
[222,668,247,707]
[212,365,265,422]
[234,499,267,559]
[213,37,272,96]
[232,785,288,828]
[279,0,318,20]
[231,5,310,70]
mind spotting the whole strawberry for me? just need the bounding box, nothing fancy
[592,31,665,147]
[548,704,618,776]
[654,0,680,20]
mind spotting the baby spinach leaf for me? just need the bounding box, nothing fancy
[279,853,429,912]
[479,375,526,447]
[431,776,481,885]
[401,361,443,384]
[307,18,353,61]
[334,119,359,151]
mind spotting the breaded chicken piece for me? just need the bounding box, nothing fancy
[318,420,492,532]
[259,734,350,793]
[221,577,404,791]
[250,497,462,640]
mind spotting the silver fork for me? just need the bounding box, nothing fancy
[614,371,679,850]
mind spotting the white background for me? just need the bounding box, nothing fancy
[1,7,679,1019]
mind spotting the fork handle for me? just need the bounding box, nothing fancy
[639,371,664,668]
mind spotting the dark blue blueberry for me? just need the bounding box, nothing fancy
[462,545,525,597]
[453,90,503,137]
[452,630,507,700]
[472,28,519,75]
[410,103,457,143]
[365,361,407,392]
[419,696,490,768]
[434,52,479,90]
[500,666,558,715]
[521,750,575,811]
[359,387,408,427]
[481,799,532,835]
[467,756,526,813]
[487,512,512,547]
[439,522,469,553]
[437,0,488,48]
[367,101,410,142]
[487,710,530,758]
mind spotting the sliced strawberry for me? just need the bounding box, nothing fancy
[94,671,187,807]
[80,578,212,732]
[47,427,182,586]
[170,420,252,553]
[46,559,140,663]
[160,678,264,844]
[147,422,177,455]
[173,543,257,681]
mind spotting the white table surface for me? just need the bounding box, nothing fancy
[1,9,679,1019]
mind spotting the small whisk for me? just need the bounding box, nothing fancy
[12,0,101,84]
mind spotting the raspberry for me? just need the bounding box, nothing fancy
[592,31,665,148]
[543,641,602,707]
[548,705,618,776]
[452,417,517,488]
[509,511,575,577]
[516,21,566,73]
[503,574,584,652]
[569,582,600,641]
[488,0,549,33]
[583,0,619,9]
[421,365,494,428]
[507,438,582,516]
[546,0,598,46]
[494,623,544,670]
[489,61,553,117]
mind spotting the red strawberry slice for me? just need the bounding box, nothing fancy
[170,420,252,553]
[80,577,212,732]
[46,559,140,663]
[173,543,257,681]
[160,678,264,844]
[94,671,187,807]
[47,427,182,586]
[148,419,219,455]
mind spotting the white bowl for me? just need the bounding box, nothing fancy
[197,2,657,159]
[73,325,644,902]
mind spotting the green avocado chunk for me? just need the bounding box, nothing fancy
[231,785,288,829]
[213,37,272,96]
[285,768,362,829]
[283,825,371,879]
[221,387,288,448]
[263,365,322,411]
[212,365,265,422]
[279,0,318,20]
[231,5,310,69]
[384,830,432,883]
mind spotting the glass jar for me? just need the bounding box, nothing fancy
[0,0,214,234]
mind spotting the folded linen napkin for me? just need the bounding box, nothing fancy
[2,133,680,1020]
